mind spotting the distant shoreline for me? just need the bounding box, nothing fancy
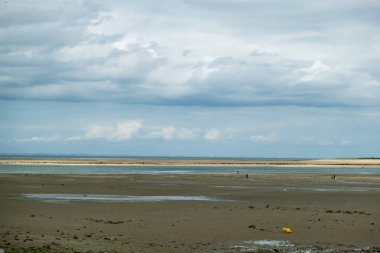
[1,158,380,168]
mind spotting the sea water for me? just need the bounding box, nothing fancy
[22,194,220,202]
[0,164,380,174]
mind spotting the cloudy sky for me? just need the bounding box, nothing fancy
[1,0,379,158]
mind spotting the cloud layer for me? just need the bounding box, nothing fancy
[14,120,223,143]
[1,0,379,107]
[1,1,380,157]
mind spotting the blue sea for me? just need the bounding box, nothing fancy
[0,164,379,174]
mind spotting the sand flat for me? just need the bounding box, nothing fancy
[1,157,380,168]
[0,173,379,252]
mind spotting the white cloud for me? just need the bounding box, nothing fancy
[146,126,197,141]
[110,120,141,141]
[15,120,142,143]
[161,126,176,140]
[85,125,105,139]
[2,0,380,158]
[297,136,351,146]
[1,1,379,108]
[55,42,114,62]
[176,128,197,140]
[146,126,175,140]
[250,133,278,143]
[14,135,63,143]
[14,122,201,143]
[112,34,139,51]
[296,60,333,82]
[204,128,220,141]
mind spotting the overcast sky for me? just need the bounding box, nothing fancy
[1,0,379,157]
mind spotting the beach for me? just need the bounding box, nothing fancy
[1,157,380,167]
[1,170,379,252]
[3,0,380,252]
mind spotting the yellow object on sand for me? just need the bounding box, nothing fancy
[282,227,292,234]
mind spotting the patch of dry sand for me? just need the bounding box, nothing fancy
[1,157,380,168]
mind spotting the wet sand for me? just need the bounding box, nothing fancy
[0,173,379,252]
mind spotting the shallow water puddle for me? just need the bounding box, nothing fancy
[230,240,294,253]
[248,240,293,247]
[22,193,221,202]
[230,240,377,253]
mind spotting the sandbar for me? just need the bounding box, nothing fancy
[1,157,380,167]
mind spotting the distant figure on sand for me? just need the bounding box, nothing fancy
[245,173,249,179]
[331,174,336,180]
